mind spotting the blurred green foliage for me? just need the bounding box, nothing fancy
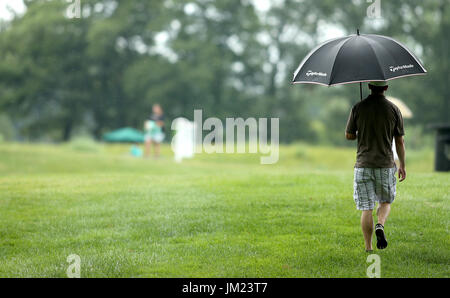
[0,113,14,141]
[0,0,447,145]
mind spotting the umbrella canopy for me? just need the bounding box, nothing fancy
[292,32,427,87]
[103,127,145,143]
[386,96,413,119]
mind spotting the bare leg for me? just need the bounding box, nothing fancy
[361,210,374,251]
[376,203,391,226]
[154,142,160,158]
[144,140,152,158]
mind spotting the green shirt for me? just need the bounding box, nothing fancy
[346,94,404,168]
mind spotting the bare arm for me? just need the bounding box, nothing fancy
[395,135,406,182]
[345,132,357,140]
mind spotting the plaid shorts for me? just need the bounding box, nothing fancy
[353,166,397,210]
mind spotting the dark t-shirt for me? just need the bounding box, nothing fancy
[150,114,165,133]
[346,94,404,168]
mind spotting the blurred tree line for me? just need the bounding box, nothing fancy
[0,0,448,145]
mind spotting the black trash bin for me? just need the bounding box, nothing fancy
[430,124,450,172]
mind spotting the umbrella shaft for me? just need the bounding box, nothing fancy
[360,82,363,101]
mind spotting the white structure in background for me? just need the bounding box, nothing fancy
[387,96,413,162]
[171,117,195,163]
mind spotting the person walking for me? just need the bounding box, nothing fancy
[345,81,406,252]
[144,104,165,158]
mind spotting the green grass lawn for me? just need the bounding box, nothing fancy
[0,142,448,277]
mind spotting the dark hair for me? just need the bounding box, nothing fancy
[369,84,388,93]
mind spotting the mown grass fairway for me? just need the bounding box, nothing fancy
[0,142,448,277]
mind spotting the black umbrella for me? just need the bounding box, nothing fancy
[292,30,427,99]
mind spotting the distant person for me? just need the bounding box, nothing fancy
[144,104,165,158]
[345,81,406,252]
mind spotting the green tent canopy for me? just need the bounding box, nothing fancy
[102,127,145,143]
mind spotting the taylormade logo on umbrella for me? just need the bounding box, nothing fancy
[306,70,327,77]
[389,64,414,72]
